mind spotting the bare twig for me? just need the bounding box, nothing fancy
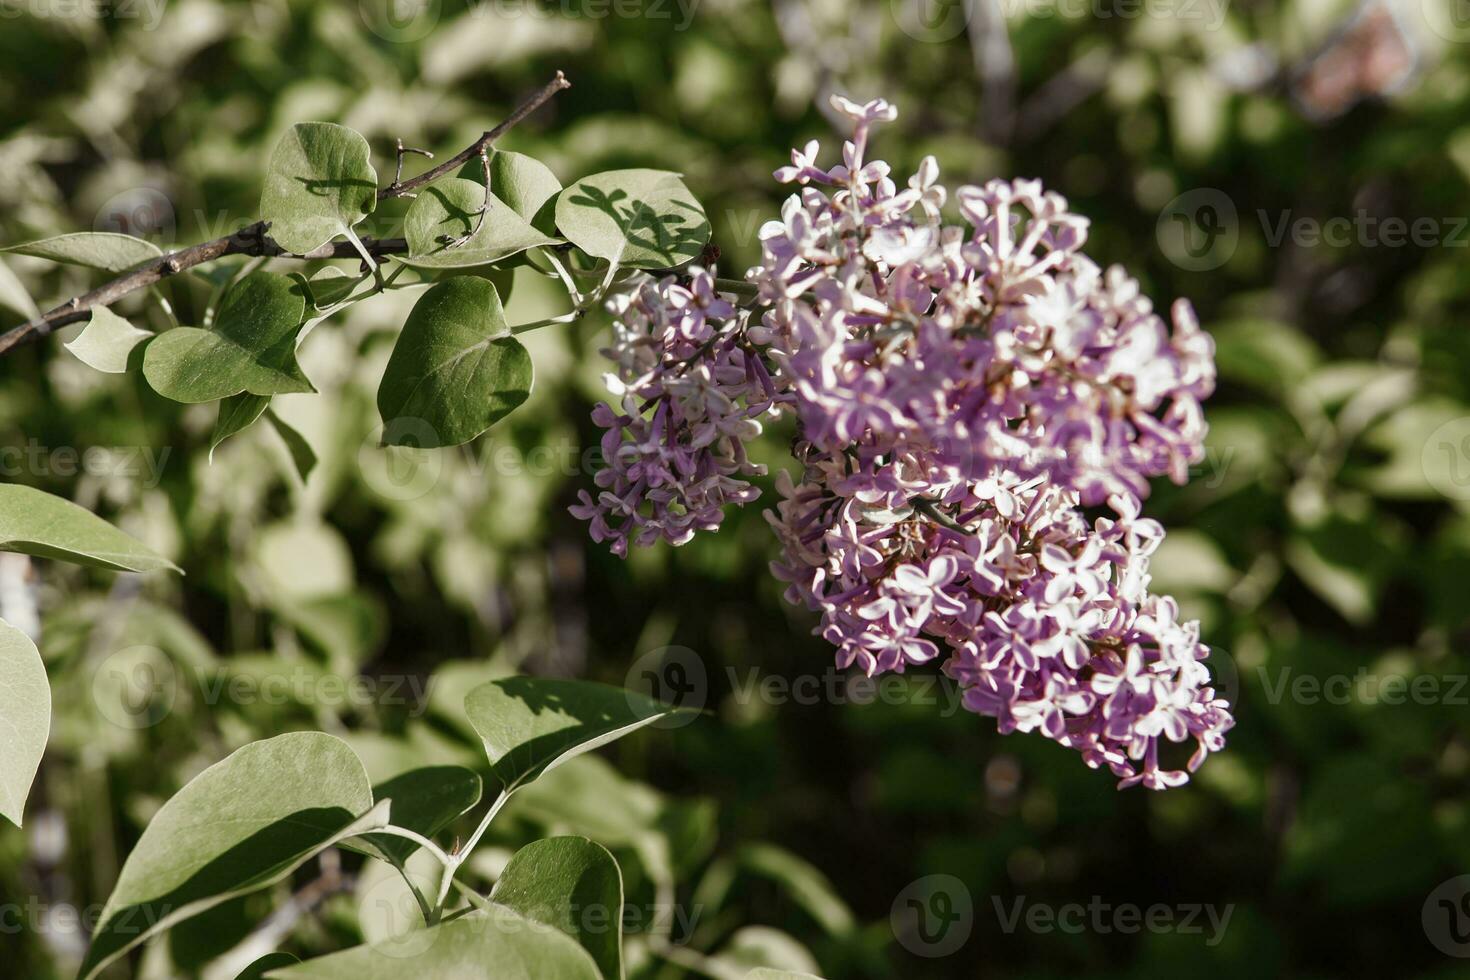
[0,71,571,359]
[389,138,434,199]
[438,147,493,248]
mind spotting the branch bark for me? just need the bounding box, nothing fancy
[0,70,571,359]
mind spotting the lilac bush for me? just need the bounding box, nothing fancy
[573,95,1233,790]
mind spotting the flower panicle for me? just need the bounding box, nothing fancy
[572,94,1233,789]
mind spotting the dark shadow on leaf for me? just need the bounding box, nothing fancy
[565,186,708,266]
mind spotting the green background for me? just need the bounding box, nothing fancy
[3,0,1470,976]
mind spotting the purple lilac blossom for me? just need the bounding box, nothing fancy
[572,95,1233,790]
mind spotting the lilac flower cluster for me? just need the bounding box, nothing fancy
[573,95,1233,789]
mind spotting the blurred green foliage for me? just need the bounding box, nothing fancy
[4,0,1470,976]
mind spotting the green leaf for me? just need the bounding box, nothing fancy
[376,277,531,448]
[738,844,854,936]
[490,837,625,980]
[0,618,48,826]
[142,271,313,403]
[79,732,383,980]
[1,232,162,272]
[356,766,480,868]
[64,307,152,373]
[744,968,827,980]
[260,122,379,255]
[555,169,709,270]
[211,394,272,458]
[263,906,602,980]
[0,483,178,573]
[0,255,40,320]
[239,953,301,979]
[458,151,562,232]
[463,676,693,792]
[294,268,369,311]
[267,409,318,482]
[400,178,558,270]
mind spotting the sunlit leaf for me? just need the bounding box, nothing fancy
[1,232,162,272]
[491,837,624,980]
[64,307,152,373]
[263,906,602,979]
[463,676,693,792]
[0,618,48,826]
[401,178,558,270]
[79,732,383,980]
[260,122,379,255]
[0,484,178,573]
[554,169,708,269]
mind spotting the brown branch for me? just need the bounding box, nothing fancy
[380,70,570,200]
[0,71,571,359]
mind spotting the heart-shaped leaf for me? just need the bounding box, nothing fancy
[0,484,178,573]
[79,732,382,980]
[463,676,693,792]
[2,232,162,272]
[400,178,558,270]
[555,169,709,269]
[260,122,378,255]
[376,276,531,448]
[142,270,313,403]
[65,307,152,373]
[263,906,602,980]
[211,394,271,457]
[356,766,481,869]
[491,837,625,980]
[0,618,48,827]
[458,151,562,231]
